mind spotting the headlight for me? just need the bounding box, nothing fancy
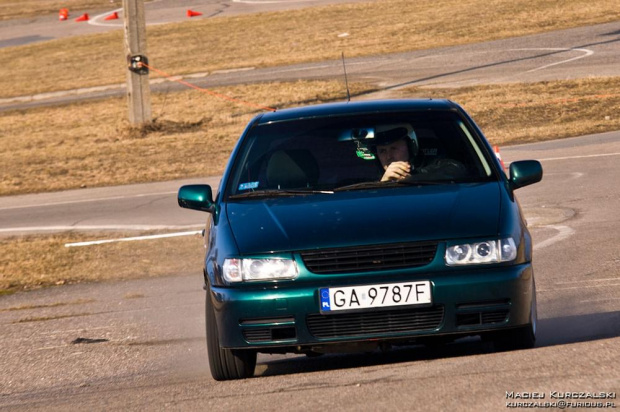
[445,238,517,266]
[222,258,299,282]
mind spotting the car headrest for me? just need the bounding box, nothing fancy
[266,150,319,189]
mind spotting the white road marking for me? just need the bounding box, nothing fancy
[183,72,210,79]
[541,277,620,294]
[0,191,176,211]
[522,48,594,73]
[64,230,202,247]
[480,47,594,85]
[558,172,584,180]
[270,64,332,74]
[538,283,620,292]
[212,67,256,75]
[555,277,620,285]
[506,153,620,170]
[536,152,620,162]
[524,171,583,181]
[0,225,202,234]
[578,297,620,303]
[533,225,575,251]
[42,326,124,334]
[88,7,123,27]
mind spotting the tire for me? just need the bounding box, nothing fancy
[494,279,537,351]
[206,290,257,380]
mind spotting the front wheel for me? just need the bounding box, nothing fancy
[206,290,257,380]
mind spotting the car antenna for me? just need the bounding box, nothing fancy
[341,51,351,102]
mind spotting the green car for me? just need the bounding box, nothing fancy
[178,99,543,380]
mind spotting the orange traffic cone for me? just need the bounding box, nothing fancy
[104,11,119,20]
[75,13,89,22]
[493,145,505,170]
[186,9,202,17]
[59,8,69,21]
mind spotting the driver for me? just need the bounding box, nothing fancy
[373,125,418,181]
[372,124,467,181]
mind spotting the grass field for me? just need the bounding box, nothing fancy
[0,231,204,293]
[1,0,619,98]
[396,78,620,145]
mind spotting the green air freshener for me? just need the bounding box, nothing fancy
[355,142,375,160]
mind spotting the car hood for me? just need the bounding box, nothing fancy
[226,183,501,254]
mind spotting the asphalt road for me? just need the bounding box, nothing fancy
[0,176,219,237]
[2,20,620,111]
[1,132,619,410]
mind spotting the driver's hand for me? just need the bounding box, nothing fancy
[381,161,411,181]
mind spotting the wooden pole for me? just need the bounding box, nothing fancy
[122,0,152,125]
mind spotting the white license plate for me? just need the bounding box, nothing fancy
[319,281,432,313]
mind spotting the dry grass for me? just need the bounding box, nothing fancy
[0,79,374,195]
[0,0,121,21]
[1,0,619,98]
[0,231,205,293]
[396,77,620,144]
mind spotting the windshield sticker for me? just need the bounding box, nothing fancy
[238,181,259,191]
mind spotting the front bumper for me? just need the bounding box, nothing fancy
[211,263,534,350]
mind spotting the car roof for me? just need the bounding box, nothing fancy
[256,99,459,124]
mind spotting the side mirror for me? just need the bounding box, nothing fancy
[509,160,543,190]
[178,184,216,213]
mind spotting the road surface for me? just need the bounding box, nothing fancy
[0,132,619,410]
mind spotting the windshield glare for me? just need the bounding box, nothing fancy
[227,111,494,197]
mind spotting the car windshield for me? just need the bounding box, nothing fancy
[226,111,494,197]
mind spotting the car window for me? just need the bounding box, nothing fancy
[226,111,494,197]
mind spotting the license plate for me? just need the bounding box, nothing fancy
[319,281,432,313]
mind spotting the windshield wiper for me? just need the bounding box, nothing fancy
[229,189,334,199]
[395,179,450,186]
[334,181,393,191]
[334,180,446,192]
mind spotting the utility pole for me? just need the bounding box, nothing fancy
[122,0,152,126]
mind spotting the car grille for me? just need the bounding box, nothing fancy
[242,327,297,343]
[240,316,297,343]
[306,306,444,339]
[481,310,509,324]
[455,300,510,327]
[243,328,272,342]
[456,310,509,326]
[300,241,438,274]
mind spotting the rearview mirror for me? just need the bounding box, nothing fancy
[178,184,215,213]
[509,160,543,190]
